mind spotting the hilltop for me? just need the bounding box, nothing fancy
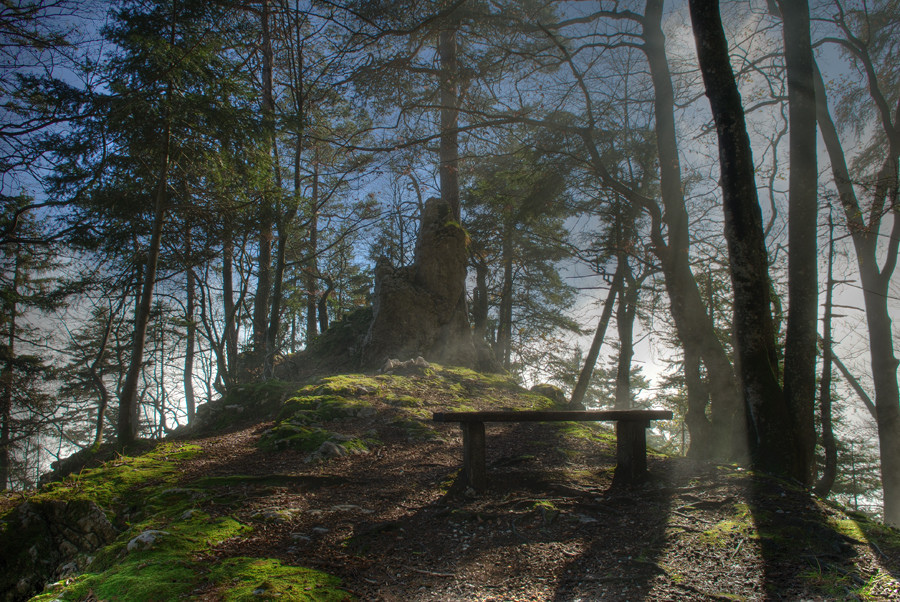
[2,364,900,601]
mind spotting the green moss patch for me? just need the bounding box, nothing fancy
[208,557,350,601]
[30,509,251,601]
[554,422,616,445]
[20,443,201,513]
[259,425,337,453]
[312,374,381,397]
[278,395,376,424]
[258,425,374,457]
[382,393,422,407]
[391,417,439,441]
[700,503,755,547]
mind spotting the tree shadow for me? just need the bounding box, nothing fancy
[548,460,675,600]
[747,473,900,600]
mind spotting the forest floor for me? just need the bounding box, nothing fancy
[182,423,900,601]
[7,365,900,601]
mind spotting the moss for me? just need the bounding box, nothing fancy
[554,422,616,445]
[208,557,350,601]
[383,393,421,407]
[315,374,380,396]
[278,395,375,423]
[437,365,518,388]
[259,425,334,453]
[700,503,755,547]
[34,512,252,601]
[21,443,201,512]
[392,417,439,441]
[221,380,299,417]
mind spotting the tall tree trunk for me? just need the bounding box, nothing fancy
[472,258,489,341]
[779,0,818,486]
[222,218,237,388]
[0,247,20,489]
[571,263,623,409]
[814,212,837,497]
[157,314,166,437]
[118,124,170,447]
[642,0,743,461]
[496,227,513,370]
[90,301,117,447]
[264,197,297,379]
[439,22,460,220]
[317,275,333,334]
[689,0,801,478]
[184,225,196,423]
[252,0,275,363]
[614,260,637,410]
[814,62,900,525]
[306,158,319,345]
[265,26,305,378]
[684,345,713,458]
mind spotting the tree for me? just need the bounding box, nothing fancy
[46,0,257,444]
[812,0,900,525]
[688,0,808,480]
[464,135,577,371]
[777,0,819,487]
[0,199,66,489]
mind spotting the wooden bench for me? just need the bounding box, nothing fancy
[432,409,673,490]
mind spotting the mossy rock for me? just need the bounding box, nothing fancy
[313,374,380,397]
[392,418,439,441]
[382,393,422,408]
[529,383,567,407]
[277,395,376,423]
[258,424,375,457]
[259,425,335,453]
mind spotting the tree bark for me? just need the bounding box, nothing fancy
[642,0,744,461]
[496,227,513,370]
[472,257,489,341]
[306,157,320,345]
[814,61,900,525]
[252,0,275,364]
[184,225,196,423]
[779,0,818,486]
[570,263,622,410]
[317,274,333,334]
[814,212,837,497]
[439,22,460,220]
[683,345,713,459]
[614,256,637,410]
[118,129,170,446]
[222,218,237,388]
[0,247,20,489]
[689,0,801,478]
[90,301,117,447]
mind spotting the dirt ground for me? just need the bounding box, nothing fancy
[176,409,900,601]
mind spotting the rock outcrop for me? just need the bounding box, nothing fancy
[0,499,118,601]
[362,197,493,369]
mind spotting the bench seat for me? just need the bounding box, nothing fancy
[432,409,673,490]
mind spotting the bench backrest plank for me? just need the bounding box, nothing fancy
[432,409,672,423]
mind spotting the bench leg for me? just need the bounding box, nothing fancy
[461,421,486,491]
[614,420,649,484]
